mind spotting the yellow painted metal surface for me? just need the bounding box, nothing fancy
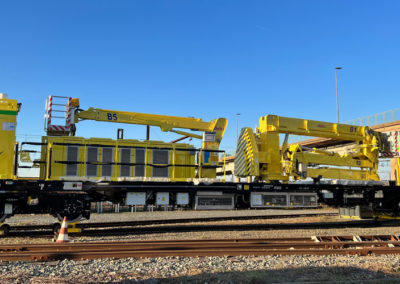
[0,97,18,179]
[374,214,400,220]
[236,114,383,182]
[67,222,82,233]
[74,106,227,149]
[397,157,400,186]
[259,115,370,141]
[234,127,260,177]
[283,144,379,181]
[339,215,361,220]
[40,136,197,181]
[70,100,228,179]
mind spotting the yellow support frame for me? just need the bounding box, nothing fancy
[235,115,384,182]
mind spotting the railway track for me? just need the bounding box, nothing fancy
[79,219,382,236]
[2,235,400,262]
[3,212,338,236]
[4,213,386,237]
[7,212,339,231]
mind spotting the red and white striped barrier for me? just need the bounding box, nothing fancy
[46,96,73,133]
[47,95,53,130]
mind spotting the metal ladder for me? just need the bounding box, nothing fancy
[44,95,73,135]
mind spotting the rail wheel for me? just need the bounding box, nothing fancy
[0,224,10,237]
[0,214,10,223]
[52,222,61,237]
[51,195,90,222]
[55,213,83,223]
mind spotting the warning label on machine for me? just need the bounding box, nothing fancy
[2,122,15,131]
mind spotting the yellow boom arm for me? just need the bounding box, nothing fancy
[258,115,373,142]
[73,101,227,150]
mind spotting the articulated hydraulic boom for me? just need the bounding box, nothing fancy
[45,96,227,151]
[73,106,227,151]
[235,115,389,182]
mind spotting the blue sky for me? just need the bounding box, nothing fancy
[1,0,399,151]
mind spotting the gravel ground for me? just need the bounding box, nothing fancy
[2,209,400,283]
[2,254,400,283]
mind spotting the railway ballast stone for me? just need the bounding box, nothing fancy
[1,254,400,283]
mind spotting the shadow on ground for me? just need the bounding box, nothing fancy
[106,266,400,284]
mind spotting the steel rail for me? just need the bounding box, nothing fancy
[2,235,400,262]
[2,234,398,249]
[4,247,400,262]
[1,240,398,252]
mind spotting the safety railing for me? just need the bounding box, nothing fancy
[345,108,400,126]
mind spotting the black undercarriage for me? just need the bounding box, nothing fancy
[1,179,399,221]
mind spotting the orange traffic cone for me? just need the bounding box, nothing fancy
[56,216,69,243]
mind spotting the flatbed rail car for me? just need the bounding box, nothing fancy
[1,93,400,223]
[2,178,400,222]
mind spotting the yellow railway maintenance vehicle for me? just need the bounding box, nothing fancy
[1,94,400,233]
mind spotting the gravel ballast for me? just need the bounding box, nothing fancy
[2,255,400,283]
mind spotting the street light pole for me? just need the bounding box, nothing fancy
[335,67,342,124]
[236,113,241,142]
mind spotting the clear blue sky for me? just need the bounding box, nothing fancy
[1,0,399,151]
